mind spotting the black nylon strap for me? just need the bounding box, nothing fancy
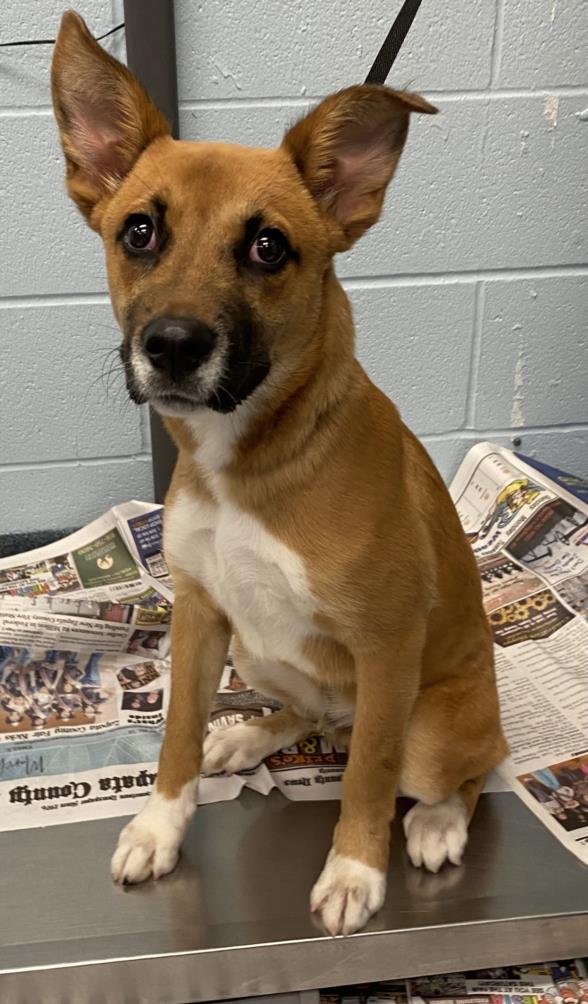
[364,0,423,85]
[0,22,124,47]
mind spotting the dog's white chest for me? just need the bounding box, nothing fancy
[165,487,316,666]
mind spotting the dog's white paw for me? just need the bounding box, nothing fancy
[403,794,468,873]
[111,784,196,884]
[111,818,180,884]
[202,722,268,776]
[310,852,386,936]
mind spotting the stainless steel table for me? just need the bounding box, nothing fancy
[1,791,587,1003]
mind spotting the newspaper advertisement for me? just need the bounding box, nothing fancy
[1,443,587,862]
[450,443,588,865]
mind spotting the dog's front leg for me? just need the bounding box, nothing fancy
[111,576,230,884]
[311,627,424,935]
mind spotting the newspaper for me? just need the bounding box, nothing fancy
[450,443,588,865]
[0,501,174,830]
[1,444,587,864]
[319,959,588,1004]
[0,500,348,830]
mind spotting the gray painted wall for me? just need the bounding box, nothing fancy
[1,1,586,533]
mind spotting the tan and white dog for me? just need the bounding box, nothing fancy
[52,12,508,935]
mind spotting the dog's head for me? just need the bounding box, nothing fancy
[52,12,435,417]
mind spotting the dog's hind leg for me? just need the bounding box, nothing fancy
[202,705,315,776]
[203,645,321,775]
[402,775,485,873]
[399,673,508,874]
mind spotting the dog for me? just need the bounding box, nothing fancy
[52,11,508,935]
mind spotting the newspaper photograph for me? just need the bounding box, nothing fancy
[1,444,587,868]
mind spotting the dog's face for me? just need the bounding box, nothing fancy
[95,139,331,416]
[52,13,435,418]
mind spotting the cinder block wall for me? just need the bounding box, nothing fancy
[1,1,586,533]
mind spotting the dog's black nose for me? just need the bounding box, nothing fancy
[142,317,215,381]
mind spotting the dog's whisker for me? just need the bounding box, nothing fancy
[96,347,126,397]
[215,378,240,409]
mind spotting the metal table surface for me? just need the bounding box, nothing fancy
[1,791,587,1003]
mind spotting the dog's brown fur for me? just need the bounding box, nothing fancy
[52,11,507,934]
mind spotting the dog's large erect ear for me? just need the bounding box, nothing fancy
[51,11,170,224]
[281,84,437,250]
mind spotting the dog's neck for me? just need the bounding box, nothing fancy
[164,271,360,489]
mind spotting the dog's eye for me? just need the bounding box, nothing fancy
[248,228,288,268]
[122,214,157,254]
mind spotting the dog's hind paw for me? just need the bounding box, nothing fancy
[202,722,268,775]
[403,794,468,873]
[310,851,386,936]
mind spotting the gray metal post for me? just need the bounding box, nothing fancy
[123,0,179,503]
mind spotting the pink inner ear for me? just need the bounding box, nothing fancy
[327,118,405,223]
[331,139,394,222]
[70,97,127,182]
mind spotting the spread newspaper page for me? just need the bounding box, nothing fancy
[1,445,587,866]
